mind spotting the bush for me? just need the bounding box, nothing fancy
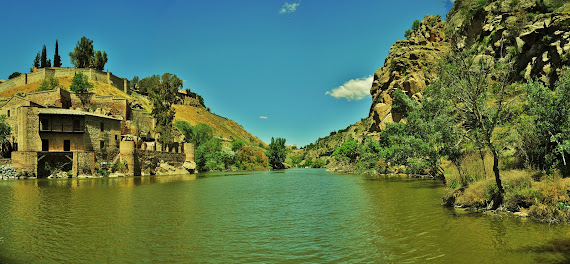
[333,138,357,161]
[39,77,60,91]
[70,72,93,92]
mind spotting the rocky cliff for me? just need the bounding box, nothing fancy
[368,0,570,132]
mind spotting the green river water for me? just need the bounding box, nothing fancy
[0,168,569,263]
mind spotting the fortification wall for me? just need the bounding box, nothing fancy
[0,67,128,94]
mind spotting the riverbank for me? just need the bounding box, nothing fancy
[324,153,570,224]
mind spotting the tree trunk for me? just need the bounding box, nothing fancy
[491,149,504,209]
[479,148,487,178]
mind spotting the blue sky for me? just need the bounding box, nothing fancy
[0,0,453,146]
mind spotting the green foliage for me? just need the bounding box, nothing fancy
[149,73,183,144]
[0,115,11,142]
[91,50,108,71]
[411,19,420,31]
[333,137,358,161]
[130,76,139,90]
[510,0,519,7]
[69,72,93,92]
[524,72,570,175]
[391,89,417,118]
[53,40,62,67]
[237,145,269,171]
[8,72,21,79]
[266,137,287,170]
[69,36,94,68]
[197,94,205,107]
[137,75,160,94]
[196,138,223,171]
[112,161,125,172]
[33,51,40,69]
[39,77,59,91]
[175,121,214,147]
[231,140,246,152]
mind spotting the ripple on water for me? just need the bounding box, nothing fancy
[0,170,569,263]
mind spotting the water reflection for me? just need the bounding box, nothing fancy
[0,170,569,263]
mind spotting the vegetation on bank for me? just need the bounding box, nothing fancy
[175,121,269,172]
[297,46,570,222]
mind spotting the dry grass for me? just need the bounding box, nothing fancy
[174,105,266,147]
[443,149,570,222]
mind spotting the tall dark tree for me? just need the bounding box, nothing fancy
[69,36,94,68]
[91,50,108,71]
[33,51,41,69]
[266,137,287,170]
[40,45,47,68]
[53,40,62,67]
[149,73,183,144]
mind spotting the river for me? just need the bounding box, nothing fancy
[0,169,569,263]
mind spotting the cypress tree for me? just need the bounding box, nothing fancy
[53,40,62,67]
[40,45,47,68]
[33,51,41,69]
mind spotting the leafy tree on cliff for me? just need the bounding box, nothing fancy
[266,137,287,170]
[69,36,94,68]
[430,50,518,208]
[69,72,93,92]
[149,73,182,144]
[53,40,62,67]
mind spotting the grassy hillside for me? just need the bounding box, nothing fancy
[0,76,266,147]
[174,104,266,147]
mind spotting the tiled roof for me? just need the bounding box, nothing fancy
[38,108,122,120]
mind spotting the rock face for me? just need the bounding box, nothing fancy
[368,0,570,132]
[369,15,449,132]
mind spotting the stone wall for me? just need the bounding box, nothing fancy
[0,68,128,94]
[17,107,41,151]
[136,149,185,174]
[24,88,71,108]
[11,151,38,175]
[69,93,130,120]
[83,115,122,158]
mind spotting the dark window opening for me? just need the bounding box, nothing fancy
[100,122,104,132]
[7,110,10,117]
[100,141,105,149]
[115,135,118,141]
[73,120,81,131]
[64,140,70,151]
[42,139,49,151]
[41,119,49,131]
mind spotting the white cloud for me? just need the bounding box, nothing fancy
[325,76,373,101]
[279,2,300,14]
[259,116,268,119]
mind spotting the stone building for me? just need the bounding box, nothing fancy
[0,86,194,178]
[10,107,121,177]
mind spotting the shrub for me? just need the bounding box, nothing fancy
[39,77,59,91]
[70,72,93,92]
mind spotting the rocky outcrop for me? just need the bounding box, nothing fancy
[369,15,449,132]
[368,0,570,132]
